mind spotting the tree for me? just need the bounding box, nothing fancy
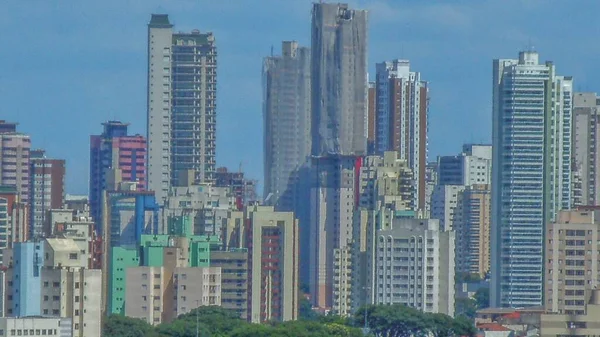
[177,306,248,336]
[455,297,477,320]
[451,315,477,337]
[103,314,158,337]
[299,297,320,321]
[474,287,490,309]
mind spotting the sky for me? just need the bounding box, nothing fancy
[1,0,600,195]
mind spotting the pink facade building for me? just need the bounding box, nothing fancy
[89,121,146,229]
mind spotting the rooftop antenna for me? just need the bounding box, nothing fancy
[271,45,274,57]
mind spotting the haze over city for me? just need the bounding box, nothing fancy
[2,0,598,194]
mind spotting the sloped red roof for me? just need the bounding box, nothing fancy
[477,323,511,332]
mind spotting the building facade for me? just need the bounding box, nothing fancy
[454,184,491,277]
[437,144,492,186]
[430,185,465,231]
[572,92,600,206]
[0,121,30,204]
[308,155,359,314]
[147,14,217,202]
[375,60,429,211]
[0,317,73,337]
[29,150,65,238]
[374,218,455,316]
[311,3,368,156]
[89,121,146,229]
[545,210,600,315]
[491,51,573,307]
[245,206,298,323]
[5,239,102,337]
[263,41,311,210]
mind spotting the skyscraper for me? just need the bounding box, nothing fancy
[89,121,146,230]
[572,92,600,206]
[0,121,30,204]
[147,14,217,203]
[263,41,311,209]
[305,2,368,315]
[375,60,429,211]
[491,51,573,308]
[29,149,65,238]
[311,3,368,156]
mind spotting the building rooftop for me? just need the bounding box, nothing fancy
[149,14,173,28]
[46,238,80,252]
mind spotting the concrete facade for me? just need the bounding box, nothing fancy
[545,210,600,315]
[308,155,359,314]
[0,121,30,204]
[210,249,248,319]
[541,289,600,337]
[125,266,221,325]
[311,3,368,156]
[6,239,101,337]
[29,150,65,239]
[374,218,455,316]
[245,206,298,323]
[147,14,217,202]
[431,185,465,231]
[0,317,73,337]
[375,60,429,211]
[491,51,573,307]
[572,92,600,207]
[437,144,492,186]
[454,184,491,277]
[263,41,311,210]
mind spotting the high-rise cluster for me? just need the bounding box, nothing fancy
[6,3,600,336]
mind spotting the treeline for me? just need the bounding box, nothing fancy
[103,304,476,337]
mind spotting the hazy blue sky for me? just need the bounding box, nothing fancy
[1,1,599,195]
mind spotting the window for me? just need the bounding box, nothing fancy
[69,253,78,260]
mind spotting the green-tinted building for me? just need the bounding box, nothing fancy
[108,247,140,314]
[108,216,221,314]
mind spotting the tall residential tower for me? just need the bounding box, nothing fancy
[311,3,368,156]
[263,41,311,209]
[306,2,368,314]
[147,14,217,202]
[491,51,572,308]
[375,60,429,211]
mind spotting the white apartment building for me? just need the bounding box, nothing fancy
[374,218,455,316]
[147,14,217,202]
[0,317,72,337]
[437,144,492,186]
[430,185,465,231]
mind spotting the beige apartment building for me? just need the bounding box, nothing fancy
[245,205,298,323]
[545,209,600,315]
[210,249,248,319]
[541,289,600,337]
[454,184,491,277]
[3,238,102,337]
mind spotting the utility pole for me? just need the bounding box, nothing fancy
[196,300,199,337]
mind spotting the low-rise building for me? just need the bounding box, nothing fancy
[0,317,72,337]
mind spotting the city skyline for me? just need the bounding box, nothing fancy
[2,1,597,195]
